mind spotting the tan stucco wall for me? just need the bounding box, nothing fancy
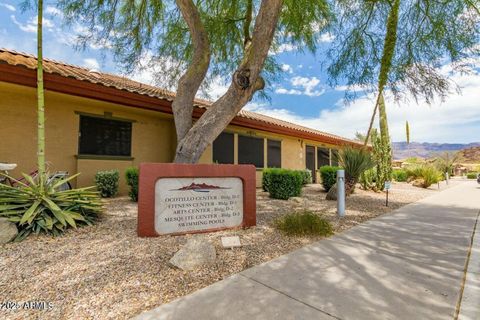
[0,81,342,192]
[0,81,175,194]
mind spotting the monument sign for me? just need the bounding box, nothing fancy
[138,164,256,236]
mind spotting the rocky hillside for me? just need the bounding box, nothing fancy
[392,142,480,160]
[458,147,480,163]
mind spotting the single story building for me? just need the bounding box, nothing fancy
[0,49,362,193]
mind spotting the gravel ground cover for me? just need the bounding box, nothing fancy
[0,179,461,320]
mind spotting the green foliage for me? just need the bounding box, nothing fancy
[370,129,392,190]
[262,168,280,192]
[337,147,374,182]
[298,169,312,185]
[94,170,119,198]
[275,210,333,236]
[327,0,480,103]
[266,169,303,200]
[435,151,460,176]
[58,0,332,92]
[359,167,376,190]
[405,157,422,164]
[392,169,408,182]
[466,172,478,179]
[420,166,442,188]
[125,167,139,202]
[0,173,102,241]
[319,166,341,192]
[406,165,442,188]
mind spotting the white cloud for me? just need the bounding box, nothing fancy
[0,2,15,11]
[11,15,55,33]
[276,76,325,97]
[271,43,297,55]
[83,58,100,70]
[246,70,480,143]
[281,64,293,73]
[275,88,302,95]
[45,6,62,17]
[319,32,335,43]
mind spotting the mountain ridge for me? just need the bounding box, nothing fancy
[392,141,480,160]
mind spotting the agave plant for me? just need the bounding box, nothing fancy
[0,173,102,241]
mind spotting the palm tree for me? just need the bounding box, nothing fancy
[435,151,460,176]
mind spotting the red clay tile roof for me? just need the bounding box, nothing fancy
[0,48,362,146]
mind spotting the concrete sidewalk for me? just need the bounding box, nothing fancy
[135,181,480,320]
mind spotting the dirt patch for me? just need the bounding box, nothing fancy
[0,180,460,320]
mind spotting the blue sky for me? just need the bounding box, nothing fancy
[1,1,480,144]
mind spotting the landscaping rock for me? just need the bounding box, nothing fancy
[169,237,216,270]
[326,184,338,200]
[0,218,17,244]
[221,236,242,249]
[412,179,425,188]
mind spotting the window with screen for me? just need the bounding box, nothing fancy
[267,139,281,168]
[317,147,330,168]
[79,115,132,157]
[213,132,234,164]
[331,149,339,166]
[238,135,264,168]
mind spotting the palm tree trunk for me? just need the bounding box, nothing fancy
[37,0,46,178]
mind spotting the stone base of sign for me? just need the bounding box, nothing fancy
[138,163,256,237]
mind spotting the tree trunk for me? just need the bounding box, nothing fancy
[173,0,283,163]
[172,0,211,143]
[37,0,46,178]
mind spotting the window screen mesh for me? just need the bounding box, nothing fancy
[267,139,281,168]
[79,116,132,156]
[238,135,264,168]
[213,132,234,164]
[317,147,330,168]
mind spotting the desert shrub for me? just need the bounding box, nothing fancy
[407,165,442,188]
[420,166,441,188]
[405,165,424,180]
[392,169,408,182]
[125,167,139,202]
[466,172,478,179]
[275,210,334,236]
[296,169,312,185]
[0,173,102,241]
[262,168,281,192]
[267,169,303,200]
[95,170,119,198]
[319,166,341,192]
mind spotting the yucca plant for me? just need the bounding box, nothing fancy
[0,173,102,241]
[337,147,375,194]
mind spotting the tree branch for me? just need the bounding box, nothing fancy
[172,0,211,144]
[174,0,283,163]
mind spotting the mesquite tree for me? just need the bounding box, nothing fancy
[327,0,480,143]
[58,0,331,163]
